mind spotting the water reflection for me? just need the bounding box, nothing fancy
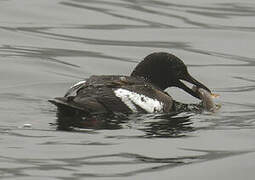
[140,113,194,138]
[55,107,195,138]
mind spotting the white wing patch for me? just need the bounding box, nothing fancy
[65,80,86,97]
[70,80,87,89]
[114,88,163,113]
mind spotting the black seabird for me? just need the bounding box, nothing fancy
[49,52,211,115]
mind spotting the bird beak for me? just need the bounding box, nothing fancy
[176,73,211,99]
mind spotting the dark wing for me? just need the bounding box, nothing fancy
[49,76,135,115]
[49,75,173,114]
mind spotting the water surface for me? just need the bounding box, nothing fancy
[1,0,255,179]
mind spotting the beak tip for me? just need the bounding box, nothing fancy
[178,73,211,99]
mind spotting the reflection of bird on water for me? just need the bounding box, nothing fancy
[55,110,194,138]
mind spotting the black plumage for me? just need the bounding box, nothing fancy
[49,52,211,116]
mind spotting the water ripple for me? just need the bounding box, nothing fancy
[1,0,255,179]
[0,149,252,178]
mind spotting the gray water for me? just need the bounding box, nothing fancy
[1,0,255,179]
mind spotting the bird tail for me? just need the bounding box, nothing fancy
[49,97,84,111]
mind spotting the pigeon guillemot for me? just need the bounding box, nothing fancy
[49,52,211,115]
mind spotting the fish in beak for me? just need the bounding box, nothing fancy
[176,72,211,99]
